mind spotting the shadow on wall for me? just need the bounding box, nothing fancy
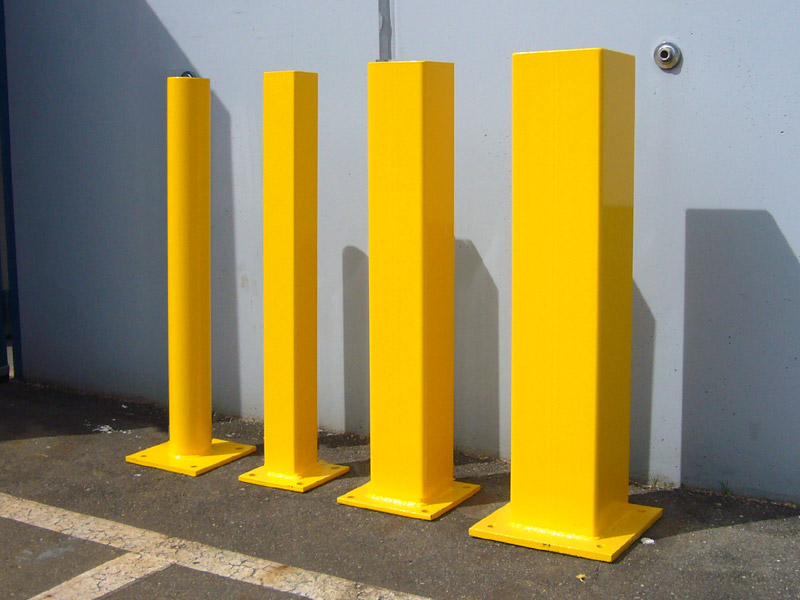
[5,1,240,412]
[454,239,499,456]
[683,209,800,502]
[209,94,240,416]
[630,281,655,482]
[342,246,369,435]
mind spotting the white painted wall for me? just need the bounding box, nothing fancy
[5,1,800,500]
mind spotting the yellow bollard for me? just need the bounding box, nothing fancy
[469,49,662,561]
[337,61,480,520]
[239,71,349,492]
[126,75,256,476]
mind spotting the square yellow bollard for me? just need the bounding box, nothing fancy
[469,49,661,560]
[239,71,348,492]
[337,62,479,520]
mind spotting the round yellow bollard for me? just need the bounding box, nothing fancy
[166,75,212,456]
[126,75,255,476]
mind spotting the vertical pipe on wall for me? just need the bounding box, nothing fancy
[469,48,662,561]
[239,71,348,492]
[126,76,255,476]
[337,61,479,520]
[378,0,393,61]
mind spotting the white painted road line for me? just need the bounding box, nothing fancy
[0,492,430,600]
[29,552,171,600]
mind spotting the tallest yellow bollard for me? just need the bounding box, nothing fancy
[126,75,255,475]
[469,49,661,561]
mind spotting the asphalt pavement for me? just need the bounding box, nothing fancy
[2,380,799,599]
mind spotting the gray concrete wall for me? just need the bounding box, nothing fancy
[5,1,800,500]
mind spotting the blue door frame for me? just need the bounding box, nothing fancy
[0,0,23,380]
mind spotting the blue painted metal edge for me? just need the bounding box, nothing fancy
[0,0,23,379]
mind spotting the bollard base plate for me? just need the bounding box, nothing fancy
[126,439,256,476]
[238,461,349,492]
[469,502,663,562]
[337,480,480,520]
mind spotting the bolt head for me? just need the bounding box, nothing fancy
[654,42,681,70]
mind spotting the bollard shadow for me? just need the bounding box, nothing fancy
[630,280,655,482]
[454,240,500,457]
[209,94,241,416]
[682,209,800,502]
[457,471,510,501]
[338,458,372,479]
[624,487,800,541]
[453,452,511,509]
[342,246,370,435]
[319,431,371,477]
